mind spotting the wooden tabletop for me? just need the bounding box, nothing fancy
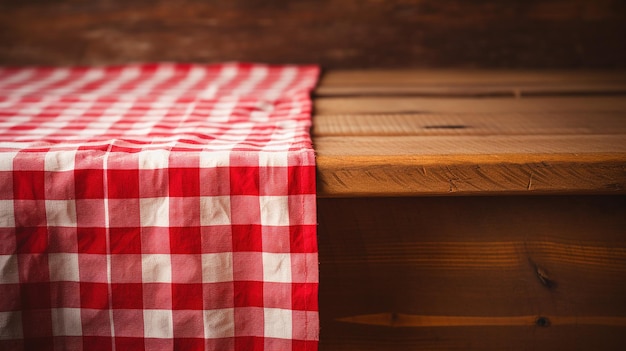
[313,70,626,197]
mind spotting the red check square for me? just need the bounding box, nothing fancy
[174,338,204,349]
[74,169,105,199]
[115,337,145,350]
[230,167,259,195]
[290,225,318,253]
[16,226,48,253]
[109,227,141,254]
[77,228,107,254]
[24,338,54,351]
[169,226,201,254]
[80,282,110,309]
[169,168,200,196]
[233,281,263,307]
[288,165,316,195]
[232,225,262,252]
[172,283,203,309]
[82,337,113,351]
[111,283,143,309]
[292,282,318,311]
[20,282,51,309]
[106,170,139,198]
[13,171,45,200]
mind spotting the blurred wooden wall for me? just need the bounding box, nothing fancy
[1,0,625,68]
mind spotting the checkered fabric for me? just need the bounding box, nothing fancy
[0,63,319,350]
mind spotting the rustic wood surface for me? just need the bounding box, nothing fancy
[1,1,625,68]
[313,71,626,196]
[317,70,626,97]
[315,73,626,349]
[318,196,626,350]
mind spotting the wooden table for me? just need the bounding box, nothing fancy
[313,70,626,350]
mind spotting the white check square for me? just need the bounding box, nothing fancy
[0,255,19,284]
[199,151,230,167]
[260,152,288,167]
[51,308,82,336]
[201,253,233,283]
[140,197,169,227]
[0,152,17,171]
[200,196,231,225]
[45,150,76,171]
[142,254,172,283]
[0,311,23,339]
[260,196,289,226]
[262,253,292,283]
[45,200,77,227]
[144,309,173,338]
[48,253,80,282]
[0,200,15,227]
[264,308,292,339]
[203,308,234,338]
[138,149,169,170]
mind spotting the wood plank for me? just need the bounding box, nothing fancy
[320,325,626,351]
[314,111,626,136]
[320,70,626,87]
[336,314,626,327]
[313,94,626,196]
[315,135,626,156]
[0,1,625,69]
[317,70,626,96]
[316,148,626,197]
[314,96,626,116]
[318,196,626,350]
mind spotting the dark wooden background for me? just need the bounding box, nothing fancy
[1,0,625,68]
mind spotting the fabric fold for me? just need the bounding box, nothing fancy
[0,63,320,351]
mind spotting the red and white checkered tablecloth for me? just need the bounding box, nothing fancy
[0,63,320,350]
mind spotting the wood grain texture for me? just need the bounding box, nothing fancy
[314,112,626,136]
[317,70,626,96]
[315,96,626,116]
[315,137,626,196]
[316,155,626,196]
[0,0,625,68]
[318,196,626,350]
[314,73,626,197]
[336,314,626,327]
